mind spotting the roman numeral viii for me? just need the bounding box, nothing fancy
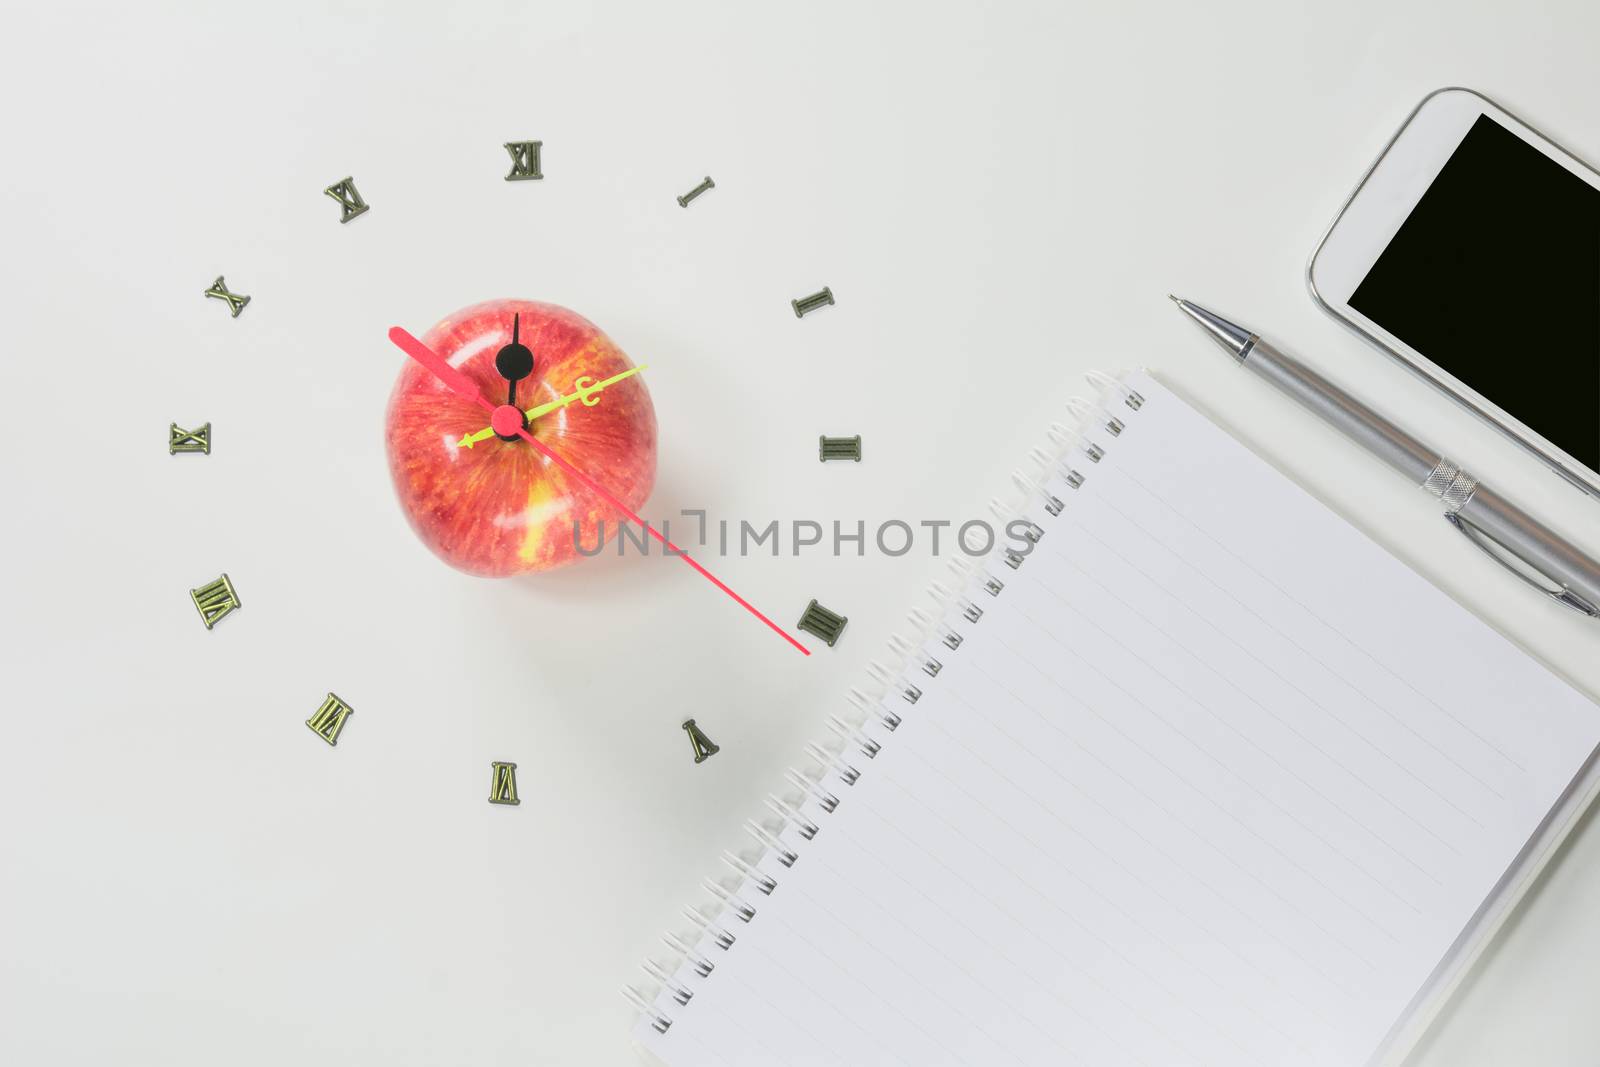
[189,573,241,630]
[489,762,520,805]
[305,693,354,746]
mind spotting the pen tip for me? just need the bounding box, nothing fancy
[1167,294,1182,305]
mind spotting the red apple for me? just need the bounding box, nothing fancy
[385,299,657,576]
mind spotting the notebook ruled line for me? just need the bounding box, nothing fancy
[851,791,1183,1065]
[894,729,1321,1061]
[958,648,1378,990]
[915,698,1348,1029]
[1007,591,1409,945]
[735,928,924,1067]
[1112,463,1530,777]
[801,853,1094,1066]
[871,772,1274,1067]
[1033,552,1441,899]
[772,866,1040,1067]
[982,616,1387,970]
[1095,473,1515,800]
[1051,533,1467,864]
[820,814,1156,1063]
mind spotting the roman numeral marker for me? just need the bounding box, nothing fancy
[203,276,249,318]
[305,693,354,746]
[323,177,369,223]
[796,599,848,647]
[489,762,520,805]
[189,573,241,630]
[682,719,720,763]
[791,286,835,318]
[818,435,861,462]
[503,141,543,181]
[169,422,211,455]
[676,175,714,207]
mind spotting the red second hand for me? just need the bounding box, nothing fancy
[389,327,810,657]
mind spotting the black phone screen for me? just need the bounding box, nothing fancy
[1349,113,1600,473]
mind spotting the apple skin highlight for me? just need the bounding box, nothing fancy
[385,299,658,576]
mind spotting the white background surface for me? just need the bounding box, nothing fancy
[0,1,1595,1064]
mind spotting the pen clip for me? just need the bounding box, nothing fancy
[1444,512,1600,618]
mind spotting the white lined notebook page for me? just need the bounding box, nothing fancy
[635,372,1600,1067]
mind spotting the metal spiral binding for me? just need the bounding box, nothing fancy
[785,768,840,812]
[622,984,673,1034]
[1048,421,1105,462]
[1014,471,1069,517]
[722,850,778,894]
[849,686,904,731]
[1065,397,1125,439]
[1085,369,1145,410]
[663,930,714,976]
[744,819,800,865]
[625,371,1146,1039]
[764,795,819,839]
[927,579,983,624]
[682,904,736,949]
[642,959,695,1005]
[804,742,861,786]
[701,879,757,923]
[827,715,882,758]
[908,605,963,650]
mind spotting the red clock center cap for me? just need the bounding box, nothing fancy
[490,404,524,437]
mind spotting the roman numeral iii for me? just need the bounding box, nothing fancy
[503,141,543,181]
[323,176,369,223]
[796,599,848,647]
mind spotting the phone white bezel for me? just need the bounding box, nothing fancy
[1308,86,1600,499]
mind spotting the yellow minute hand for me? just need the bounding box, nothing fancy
[456,365,648,449]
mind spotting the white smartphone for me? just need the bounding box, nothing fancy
[1309,87,1600,499]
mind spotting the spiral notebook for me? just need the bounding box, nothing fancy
[625,371,1600,1067]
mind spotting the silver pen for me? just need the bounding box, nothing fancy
[1171,296,1600,618]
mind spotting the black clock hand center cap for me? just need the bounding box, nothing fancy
[494,313,535,382]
